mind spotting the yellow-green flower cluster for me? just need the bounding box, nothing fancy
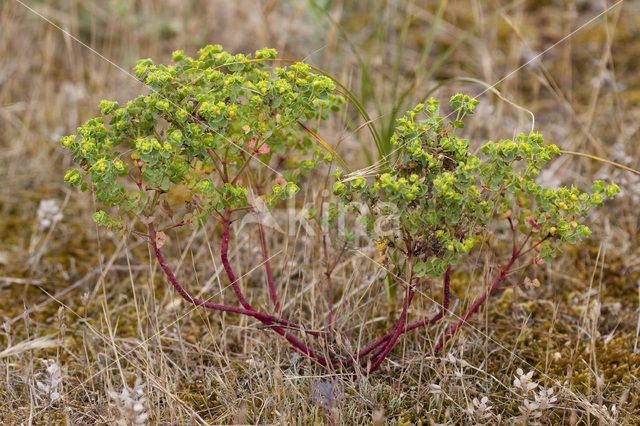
[273,182,299,200]
[63,45,344,231]
[374,173,424,202]
[333,95,620,278]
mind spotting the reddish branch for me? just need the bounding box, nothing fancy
[425,232,551,356]
[426,255,517,356]
[343,265,452,370]
[257,220,281,314]
[366,286,416,374]
[148,222,327,366]
[351,230,548,370]
[148,210,551,374]
[220,215,253,311]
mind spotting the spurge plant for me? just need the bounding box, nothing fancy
[61,46,619,375]
[332,95,619,372]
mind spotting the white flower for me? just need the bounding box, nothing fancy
[37,199,63,229]
[522,398,542,417]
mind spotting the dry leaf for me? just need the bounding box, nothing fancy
[156,231,168,249]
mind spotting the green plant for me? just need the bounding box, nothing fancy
[332,94,619,372]
[61,45,619,376]
[61,45,344,366]
[62,45,343,224]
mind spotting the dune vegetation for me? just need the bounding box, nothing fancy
[1,1,639,424]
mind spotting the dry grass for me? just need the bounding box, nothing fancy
[1,0,639,424]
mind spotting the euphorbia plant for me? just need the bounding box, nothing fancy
[61,45,345,366]
[61,45,619,375]
[332,94,620,372]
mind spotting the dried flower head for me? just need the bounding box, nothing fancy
[108,377,148,426]
[466,395,495,423]
[310,378,343,425]
[36,359,62,405]
[514,368,538,394]
[37,199,63,229]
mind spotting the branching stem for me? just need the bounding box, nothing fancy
[147,222,328,366]
[343,265,451,368]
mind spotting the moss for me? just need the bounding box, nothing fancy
[0,210,32,246]
[178,384,223,422]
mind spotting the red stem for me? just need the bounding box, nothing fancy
[361,286,412,369]
[517,233,551,258]
[159,222,186,232]
[219,219,327,365]
[257,220,281,314]
[220,215,253,311]
[148,224,313,331]
[343,265,451,368]
[366,286,415,374]
[148,223,327,365]
[403,264,452,332]
[426,254,518,356]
